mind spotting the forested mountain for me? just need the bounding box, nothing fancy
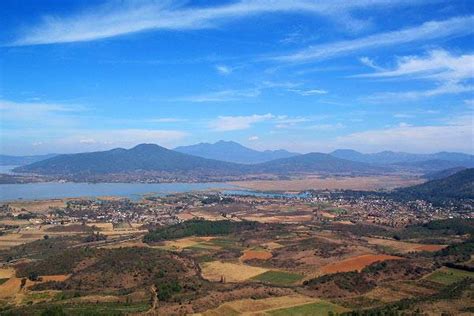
[174,140,298,164]
[393,168,474,201]
[253,152,388,174]
[14,144,246,176]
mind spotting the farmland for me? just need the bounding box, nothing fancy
[0,190,472,315]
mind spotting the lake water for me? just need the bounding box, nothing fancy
[0,182,235,201]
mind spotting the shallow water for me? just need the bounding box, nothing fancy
[0,182,234,201]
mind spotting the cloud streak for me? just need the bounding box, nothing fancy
[274,16,474,62]
[11,0,433,46]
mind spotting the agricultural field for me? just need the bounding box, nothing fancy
[0,192,472,315]
[424,267,474,285]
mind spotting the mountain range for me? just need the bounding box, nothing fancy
[7,141,474,180]
[330,149,473,165]
[174,140,298,164]
[13,143,381,178]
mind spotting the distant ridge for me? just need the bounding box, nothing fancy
[330,149,473,165]
[174,140,298,164]
[0,154,57,166]
[254,152,388,174]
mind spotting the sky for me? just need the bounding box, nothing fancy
[0,0,473,155]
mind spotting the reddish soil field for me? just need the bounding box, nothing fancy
[414,244,446,252]
[240,250,273,261]
[320,254,403,274]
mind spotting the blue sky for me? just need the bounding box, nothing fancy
[0,0,473,155]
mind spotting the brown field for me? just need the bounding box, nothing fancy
[320,254,403,274]
[7,199,68,213]
[262,242,284,250]
[229,175,423,191]
[0,267,15,279]
[100,239,149,249]
[163,237,217,250]
[365,237,447,253]
[0,277,22,299]
[242,214,313,223]
[414,244,446,252]
[200,261,269,282]
[240,250,273,261]
[201,294,317,315]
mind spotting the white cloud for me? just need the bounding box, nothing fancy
[288,88,328,96]
[358,50,474,100]
[248,135,259,141]
[0,99,85,128]
[355,50,474,81]
[215,65,232,75]
[275,16,474,62]
[210,113,274,131]
[11,0,435,46]
[359,56,383,70]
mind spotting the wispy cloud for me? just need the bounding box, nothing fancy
[274,16,474,63]
[359,50,474,100]
[177,89,260,103]
[288,88,328,96]
[210,113,274,131]
[11,0,434,46]
[0,99,86,128]
[215,65,232,75]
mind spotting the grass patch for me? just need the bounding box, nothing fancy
[252,270,303,286]
[268,300,348,316]
[425,267,474,285]
[0,278,9,285]
[2,301,151,316]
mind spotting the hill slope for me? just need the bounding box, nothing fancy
[394,168,474,201]
[174,140,298,164]
[253,152,387,174]
[14,144,246,176]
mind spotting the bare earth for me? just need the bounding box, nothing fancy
[229,175,423,191]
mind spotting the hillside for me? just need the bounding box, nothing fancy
[394,168,474,201]
[253,152,388,174]
[424,167,468,181]
[14,144,246,177]
[174,140,298,164]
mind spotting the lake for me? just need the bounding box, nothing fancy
[0,182,235,201]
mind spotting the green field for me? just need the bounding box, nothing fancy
[425,267,474,285]
[0,278,9,285]
[3,302,151,316]
[252,270,303,286]
[268,300,348,316]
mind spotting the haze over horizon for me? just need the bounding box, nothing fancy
[1,0,473,155]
